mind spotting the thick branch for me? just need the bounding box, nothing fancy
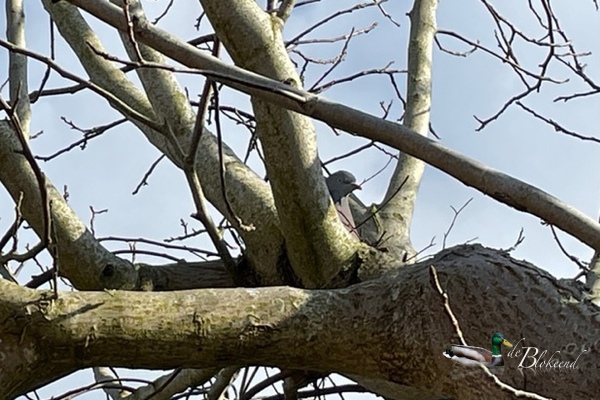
[382,0,437,258]
[1,245,598,399]
[42,0,285,285]
[0,122,137,289]
[198,0,360,287]
[6,0,31,134]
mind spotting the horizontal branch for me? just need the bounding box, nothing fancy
[1,245,598,399]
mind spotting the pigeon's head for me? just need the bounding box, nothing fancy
[325,170,361,203]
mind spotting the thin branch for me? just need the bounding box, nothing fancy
[260,384,368,400]
[98,236,217,257]
[287,23,377,47]
[375,0,400,27]
[309,27,355,92]
[30,16,55,105]
[354,175,408,232]
[239,370,295,400]
[0,94,55,290]
[37,118,127,162]
[0,38,164,132]
[436,30,565,83]
[277,0,296,22]
[442,198,473,249]
[151,0,175,25]
[547,224,588,271]
[429,265,467,345]
[311,65,406,94]
[286,1,386,46]
[502,228,525,252]
[122,0,144,62]
[132,154,166,195]
[516,101,600,144]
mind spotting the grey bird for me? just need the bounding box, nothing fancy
[325,170,361,239]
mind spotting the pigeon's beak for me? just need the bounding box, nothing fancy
[352,183,362,191]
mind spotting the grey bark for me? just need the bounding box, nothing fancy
[381,0,437,260]
[0,245,597,399]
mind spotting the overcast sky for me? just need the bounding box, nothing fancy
[1,0,599,398]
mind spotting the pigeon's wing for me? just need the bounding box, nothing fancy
[335,197,360,240]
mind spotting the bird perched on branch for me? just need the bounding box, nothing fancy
[443,332,513,367]
[325,170,361,239]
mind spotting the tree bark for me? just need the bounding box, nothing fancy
[1,245,597,399]
[382,0,437,260]
[199,0,361,287]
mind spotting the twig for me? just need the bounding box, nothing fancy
[259,384,367,400]
[442,198,473,249]
[152,0,175,24]
[516,101,600,144]
[132,154,165,195]
[375,0,401,27]
[0,193,23,252]
[547,224,588,271]
[30,16,55,105]
[0,38,164,132]
[122,0,144,62]
[354,175,408,232]
[409,236,437,262]
[323,142,374,166]
[286,1,386,46]
[0,93,56,293]
[213,81,255,233]
[97,236,217,258]
[286,23,377,47]
[429,265,467,345]
[89,206,108,236]
[311,65,406,94]
[239,370,295,400]
[309,27,355,92]
[112,249,183,263]
[37,118,127,161]
[502,228,525,252]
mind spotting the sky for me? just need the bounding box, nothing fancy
[1,0,599,398]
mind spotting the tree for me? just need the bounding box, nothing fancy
[1,0,599,399]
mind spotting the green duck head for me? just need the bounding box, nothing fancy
[491,332,513,356]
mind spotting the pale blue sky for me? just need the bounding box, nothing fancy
[1,0,599,398]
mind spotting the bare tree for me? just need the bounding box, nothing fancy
[1,1,599,399]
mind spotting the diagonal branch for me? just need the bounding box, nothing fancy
[63,0,600,251]
[198,0,362,287]
[44,0,286,285]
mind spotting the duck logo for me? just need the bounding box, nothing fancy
[443,332,513,368]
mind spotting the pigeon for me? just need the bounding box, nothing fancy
[325,170,361,239]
